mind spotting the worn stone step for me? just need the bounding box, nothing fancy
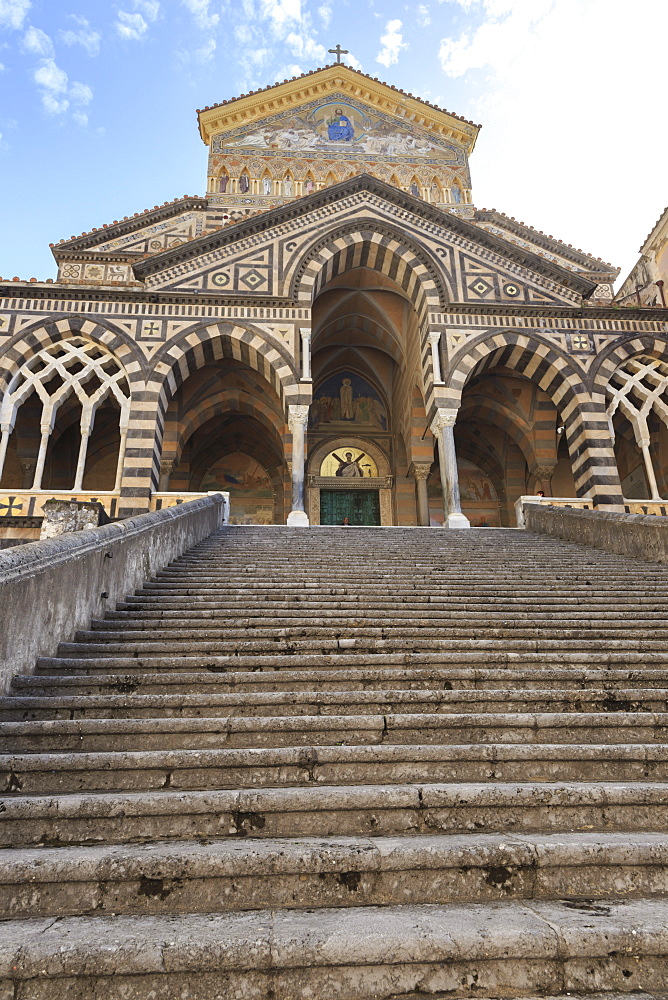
[3,743,668,794]
[3,831,668,919]
[3,781,668,847]
[35,650,668,675]
[2,711,666,753]
[54,637,668,658]
[100,608,668,623]
[119,594,668,608]
[3,686,666,721]
[1,898,668,999]
[17,665,668,695]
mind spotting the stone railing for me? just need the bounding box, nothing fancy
[0,493,229,692]
[522,502,668,565]
[0,490,121,519]
[623,500,668,517]
[514,495,592,528]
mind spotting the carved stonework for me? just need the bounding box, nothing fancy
[409,462,432,482]
[288,404,310,433]
[430,408,458,434]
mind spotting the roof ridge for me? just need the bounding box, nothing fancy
[196,63,480,128]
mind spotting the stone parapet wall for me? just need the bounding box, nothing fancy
[0,493,228,693]
[524,502,668,565]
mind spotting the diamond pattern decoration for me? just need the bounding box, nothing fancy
[240,268,266,290]
[469,278,493,297]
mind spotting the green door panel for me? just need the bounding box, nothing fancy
[320,489,381,525]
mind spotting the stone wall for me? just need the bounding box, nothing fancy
[524,502,668,564]
[0,493,228,693]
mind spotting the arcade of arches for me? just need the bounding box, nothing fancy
[3,64,668,540]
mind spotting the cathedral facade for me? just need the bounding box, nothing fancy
[1,64,668,537]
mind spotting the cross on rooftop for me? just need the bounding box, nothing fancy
[328,44,348,64]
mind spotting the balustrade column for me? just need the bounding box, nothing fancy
[287,404,310,526]
[430,408,470,529]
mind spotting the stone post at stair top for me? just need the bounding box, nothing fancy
[409,462,432,526]
[430,408,470,529]
[428,331,444,384]
[299,328,312,382]
[287,404,310,526]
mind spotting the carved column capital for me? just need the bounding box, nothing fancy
[288,404,310,432]
[427,330,442,345]
[409,462,432,482]
[19,458,37,474]
[532,465,556,482]
[430,408,458,434]
[160,458,177,476]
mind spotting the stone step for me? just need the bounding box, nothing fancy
[4,780,668,847]
[4,686,667,721]
[3,743,668,794]
[2,711,665,753]
[119,594,668,608]
[100,608,668,623]
[38,651,668,674]
[2,898,667,999]
[74,624,668,640]
[55,637,668,658]
[16,665,668,695]
[2,831,668,919]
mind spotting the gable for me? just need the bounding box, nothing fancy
[136,180,594,308]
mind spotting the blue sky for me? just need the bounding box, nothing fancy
[1,0,666,287]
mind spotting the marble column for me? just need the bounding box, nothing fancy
[299,328,312,382]
[409,462,432,526]
[287,404,310,525]
[639,437,661,500]
[430,408,470,529]
[428,331,444,384]
[158,459,176,492]
[533,465,556,496]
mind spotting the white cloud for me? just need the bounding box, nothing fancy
[342,51,362,70]
[318,3,331,27]
[60,16,101,57]
[33,56,93,118]
[260,0,302,32]
[376,18,407,67]
[286,31,325,60]
[116,0,159,39]
[417,4,431,26]
[0,0,30,30]
[436,0,668,282]
[234,22,253,43]
[23,25,53,56]
[116,11,149,39]
[182,0,219,29]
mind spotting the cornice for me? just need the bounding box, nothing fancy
[133,174,596,297]
[52,249,145,265]
[196,65,480,154]
[51,197,208,254]
[474,209,618,276]
[442,302,668,322]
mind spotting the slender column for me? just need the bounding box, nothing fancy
[287,404,310,526]
[533,464,556,497]
[19,459,36,488]
[0,427,10,483]
[299,328,312,381]
[114,426,129,494]
[72,430,90,491]
[31,426,51,491]
[430,408,470,529]
[158,458,175,492]
[640,438,661,500]
[409,462,432,526]
[428,331,444,384]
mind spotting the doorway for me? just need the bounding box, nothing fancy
[320,489,381,525]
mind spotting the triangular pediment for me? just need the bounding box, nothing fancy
[133,176,597,308]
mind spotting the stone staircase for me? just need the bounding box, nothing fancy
[2,524,668,999]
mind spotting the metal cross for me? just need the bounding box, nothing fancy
[328,44,348,64]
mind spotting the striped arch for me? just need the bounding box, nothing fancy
[0,316,146,395]
[292,223,448,322]
[591,335,668,396]
[445,331,623,509]
[117,321,301,516]
[149,321,301,414]
[164,388,287,467]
